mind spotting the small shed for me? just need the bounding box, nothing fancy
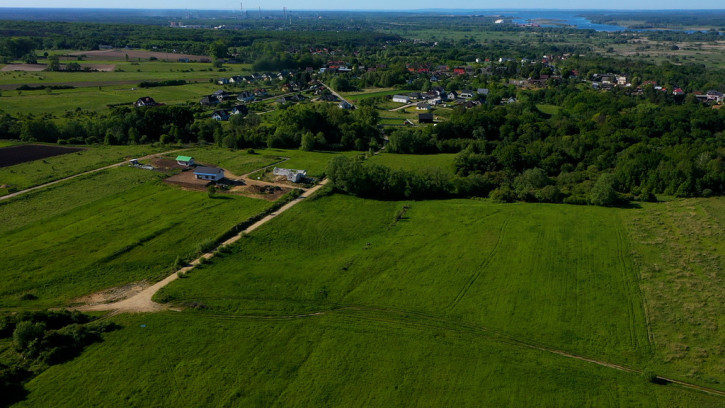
[176,156,195,166]
[194,166,225,181]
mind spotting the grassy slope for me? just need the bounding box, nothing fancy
[2,83,227,115]
[17,313,722,408]
[159,195,650,365]
[0,166,268,309]
[367,152,457,174]
[245,149,363,178]
[622,198,725,386]
[13,195,725,405]
[0,144,170,194]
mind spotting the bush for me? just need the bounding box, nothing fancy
[490,186,516,203]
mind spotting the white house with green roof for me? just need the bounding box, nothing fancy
[176,155,195,166]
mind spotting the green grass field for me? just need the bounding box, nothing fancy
[15,312,723,408]
[246,149,363,179]
[622,198,725,386]
[1,82,229,115]
[536,103,562,115]
[157,195,651,365]
[0,166,268,309]
[367,152,457,174]
[0,144,171,195]
[0,61,252,86]
[12,194,725,406]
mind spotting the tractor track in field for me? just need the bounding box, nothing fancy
[446,214,512,311]
[0,148,188,202]
[157,303,725,398]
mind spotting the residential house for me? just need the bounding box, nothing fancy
[416,102,432,111]
[477,88,490,96]
[338,101,353,109]
[237,91,255,102]
[135,96,158,107]
[194,166,225,181]
[175,156,195,166]
[459,90,474,99]
[212,110,230,121]
[231,105,248,116]
[706,90,724,103]
[217,78,230,85]
[200,95,219,106]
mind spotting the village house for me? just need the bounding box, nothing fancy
[231,105,248,115]
[135,96,158,107]
[200,95,219,106]
[175,155,195,166]
[237,91,255,102]
[459,90,474,99]
[194,166,225,181]
[212,110,230,121]
[416,102,432,111]
[392,95,411,104]
[338,101,353,109]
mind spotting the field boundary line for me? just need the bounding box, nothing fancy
[0,148,187,202]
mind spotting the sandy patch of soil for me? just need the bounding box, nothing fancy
[71,282,150,306]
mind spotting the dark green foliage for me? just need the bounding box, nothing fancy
[138,80,186,88]
[589,174,618,206]
[0,310,117,406]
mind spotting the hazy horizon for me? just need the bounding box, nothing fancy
[3,2,724,11]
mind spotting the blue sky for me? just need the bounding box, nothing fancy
[7,1,725,10]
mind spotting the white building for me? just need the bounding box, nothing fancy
[392,95,411,104]
[194,166,225,181]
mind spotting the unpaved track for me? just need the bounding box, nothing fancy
[77,179,329,313]
[0,148,187,202]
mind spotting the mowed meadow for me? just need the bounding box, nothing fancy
[13,189,725,406]
[0,165,269,309]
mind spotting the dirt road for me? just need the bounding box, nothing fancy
[76,179,329,313]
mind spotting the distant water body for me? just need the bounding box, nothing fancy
[493,10,718,33]
[503,10,628,31]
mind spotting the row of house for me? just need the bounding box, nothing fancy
[217,71,295,85]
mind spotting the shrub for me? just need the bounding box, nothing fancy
[490,186,516,203]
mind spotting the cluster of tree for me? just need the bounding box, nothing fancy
[0,310,119,406]
[219,103,382,151]
[384,87,725,201]
[1,105,195,145]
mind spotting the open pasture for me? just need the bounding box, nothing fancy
[15,194,725,407]
[15,312,723,408]
[0,166,268,309]
[158,195,651,366]
[367,152,457,174]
